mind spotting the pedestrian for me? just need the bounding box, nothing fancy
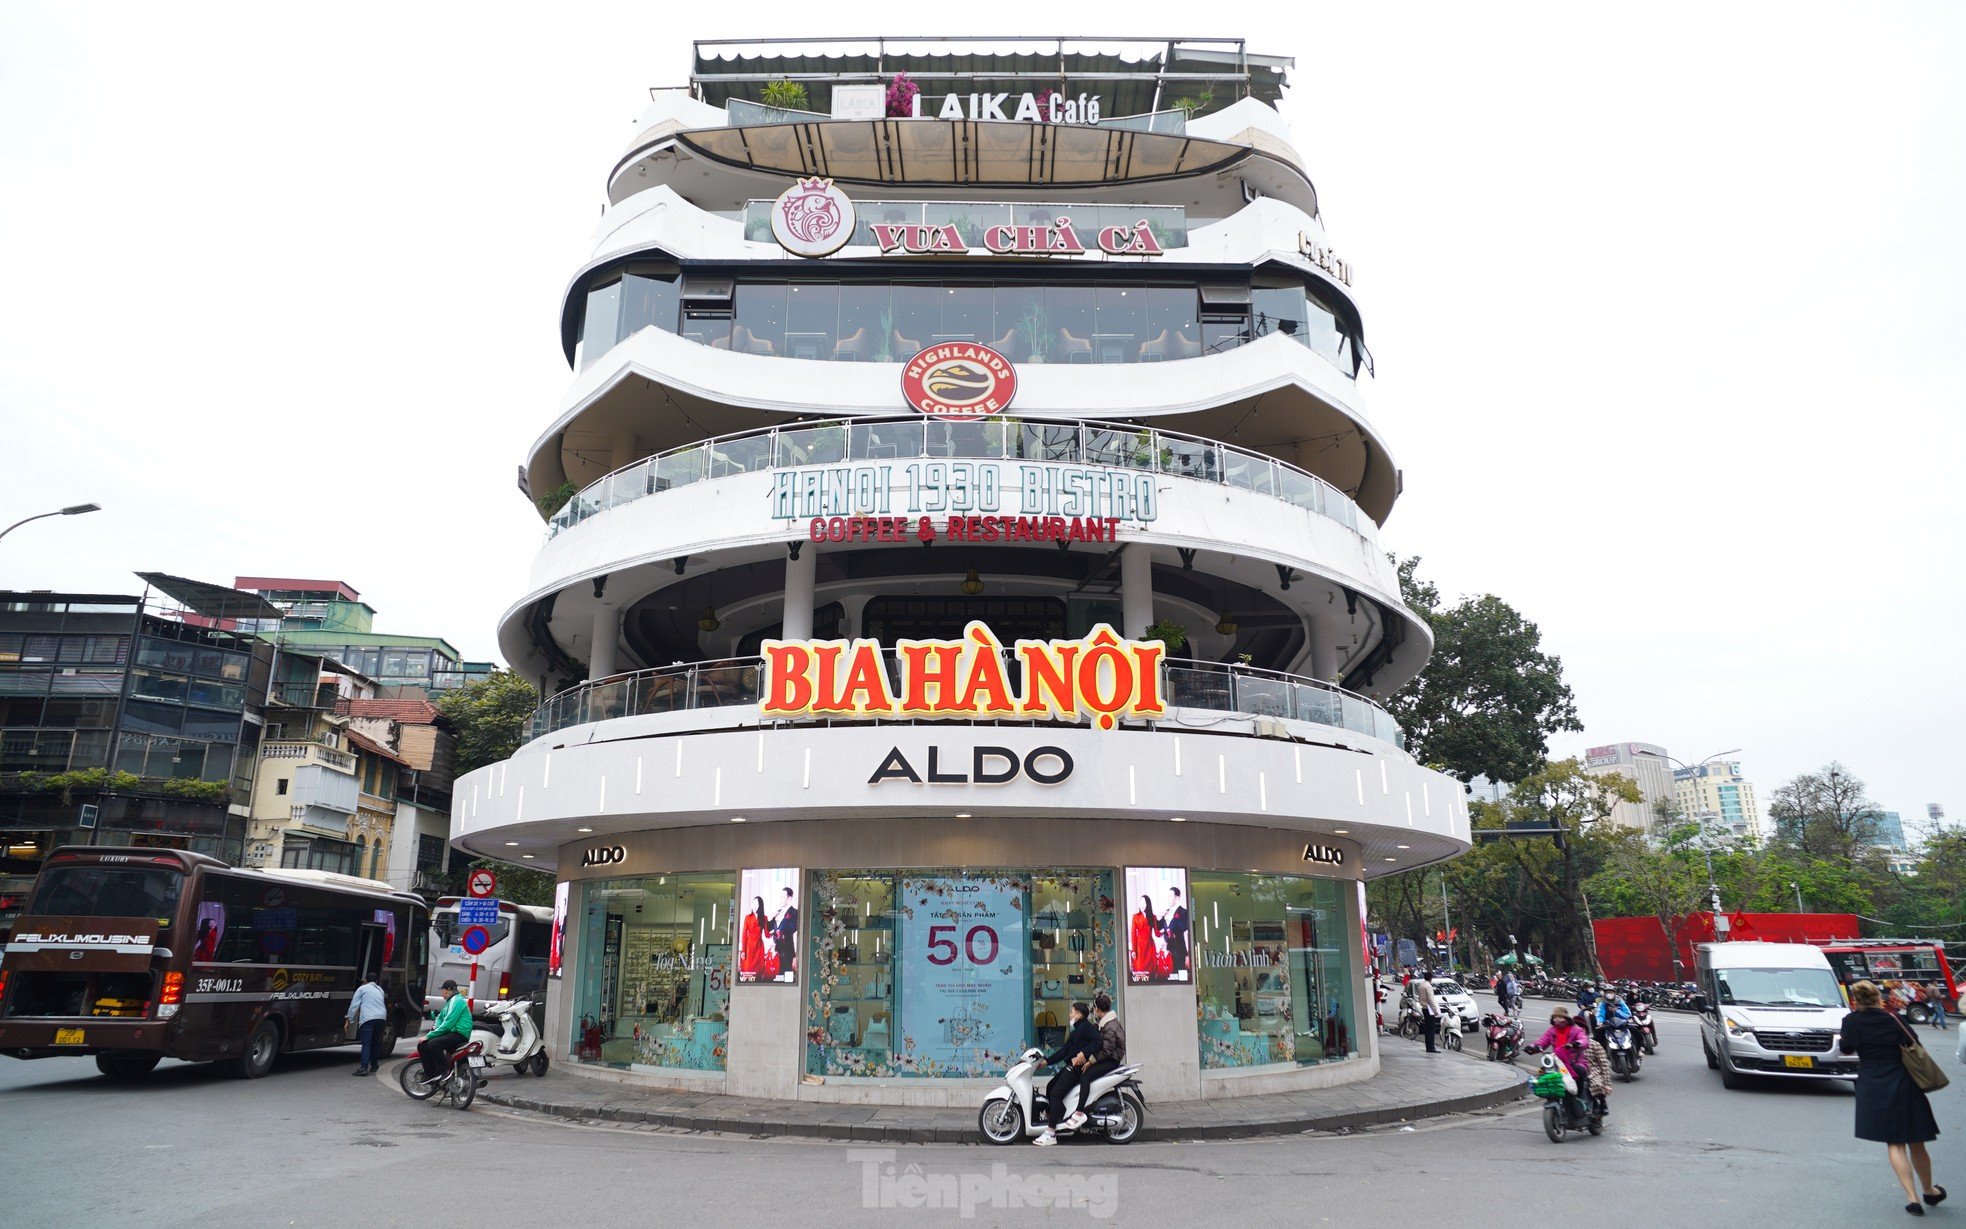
[1413,976,1440,1053]
[1930,989,1947,1032]
[346,972,387,1076]
[1838,980,1944,1215]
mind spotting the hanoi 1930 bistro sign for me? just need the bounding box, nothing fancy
[761,621,1165,731]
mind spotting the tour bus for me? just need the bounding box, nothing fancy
[1693,941,1859,1088]
[425,896,552,1011]
[1814,938,1959,1023]
[0,846,428,1080]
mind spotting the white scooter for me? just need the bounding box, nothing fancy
[979,1048,1145,1145]
[469,997,548,1077]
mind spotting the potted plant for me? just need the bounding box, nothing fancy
[872,309,897,362]
[885,72,920,118]
[1014,300,1051,363]
[759,80,810,112]
[1142,618,1188,651]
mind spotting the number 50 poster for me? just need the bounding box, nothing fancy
[898,876,1028,1076]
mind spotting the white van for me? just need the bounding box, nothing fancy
[1694,942,1859,1088]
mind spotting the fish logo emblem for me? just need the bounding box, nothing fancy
[769,177,855,258]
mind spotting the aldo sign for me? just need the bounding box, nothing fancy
[581,844,628,868]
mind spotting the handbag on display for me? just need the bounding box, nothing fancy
[1036,932,1056,950]
[1041,979,1063,999]
[827,1006,857,1046]
[1067,932,1088,953]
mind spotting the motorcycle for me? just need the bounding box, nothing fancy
[469,997,548,1077]
[1437,1002,1464,1051]
[979,1048,1146,1145]
[1527,1052,1604,1143]
[1630,1001,1658,1054]
[1483,1012,1523,1063]
[398,1038,487,1110]
[1604,1020,1641,1081]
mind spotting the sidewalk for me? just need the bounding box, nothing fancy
[478,1037,1526,1143]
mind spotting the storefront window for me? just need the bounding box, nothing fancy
[569,873,735,1073]
[1190,872,1358,1070]
[804,869,1117,1079]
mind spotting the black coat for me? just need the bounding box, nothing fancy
[1838,1008,1940,1144]
[1046,1017,1100,1067]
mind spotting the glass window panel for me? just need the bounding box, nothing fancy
[1253,283,1309,343]
[131,671,188,703]
[1140,287,1200,361]
[1092,286,1149,363]
[1193,872,1358,1069]
[934,285,991,345]
[580,281,623,369]
[774,423,847,467]
[1046,285,1096,364]
[620,272,681,339]
[835,285,888,361]
[181,708,240,743]
[682,309,732,349]
[783,282,840,360]
[122,700,183,736]
[568,873,736,1072]
[886,284,937,356]
[731,283,786,355]
[992,285,1043,363]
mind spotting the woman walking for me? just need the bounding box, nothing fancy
[1839,980,1944,1215]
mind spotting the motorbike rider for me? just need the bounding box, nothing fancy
[1061,992,1125,1133]
[1033,1003,1101,1147]
[1500,970,1522,1015]
[1595,991,1632,1041]
[1527,1006,1594,1125]
[417,978,473,1083]
[1574,979,1599,1023]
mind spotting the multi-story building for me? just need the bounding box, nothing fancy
[1872,810,1908,851]
[0,588,261,933]
[231,577,494,696]
[341,698,459,896]
[1583,742,1677,833]
[450,37,1469,1106]
[1673,759,1762,844]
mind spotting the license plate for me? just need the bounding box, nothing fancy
[467,1055,487,1068]
[54,1028,85,1046]
[1783,1054,1815,1069]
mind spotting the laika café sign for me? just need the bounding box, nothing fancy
[905,92,1104,124]
[761,621,1165,731]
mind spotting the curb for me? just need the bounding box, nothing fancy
[479,1070,1527,1144]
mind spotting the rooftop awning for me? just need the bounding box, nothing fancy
[665,118,1252,191]
[133,572,283,621]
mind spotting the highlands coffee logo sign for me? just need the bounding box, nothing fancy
[901,344,1018,419]
[771,177,855,258]
[762,621,1165,730]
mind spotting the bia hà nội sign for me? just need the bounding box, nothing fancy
[761,621,1165,730]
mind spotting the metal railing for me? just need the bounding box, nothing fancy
[524,653,1401,749]
[547,416,1366,541]
[260,740,357,772]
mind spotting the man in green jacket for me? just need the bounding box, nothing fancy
[417,979,473,1082]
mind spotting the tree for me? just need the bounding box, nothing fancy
[1767,762,1885,862]
[1478,759,1638,974]
[1386,556,1582,784]
[437,669,540,776]
[1588,825,1710,979]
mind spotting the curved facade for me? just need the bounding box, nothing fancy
[454,38,1468,1107]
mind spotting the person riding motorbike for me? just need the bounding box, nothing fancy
[1575,980,1600,1021]
[1595,992,1633,1040]
[417,978,473,1083]
[1062,992,1125,1133]
[1033,1002,1102,1147]
[1526,1006,1594,1125]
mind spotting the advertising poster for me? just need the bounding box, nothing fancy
[738,867,801,984]
[898,876,1028,1075]
[548,881,569,979]
[1124,867,1191,983]
[192,901,224,963]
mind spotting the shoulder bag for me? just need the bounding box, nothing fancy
[1895,1014,1951,1093]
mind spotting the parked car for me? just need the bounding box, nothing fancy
[1432,978,1479,1031]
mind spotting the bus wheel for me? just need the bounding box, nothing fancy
[373,1022,399,1060]
[96,1053,161,1080]
[223,1020,281,1079]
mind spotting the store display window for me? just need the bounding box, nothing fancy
[805,869,1116,1078]
[1190,872,1358,1070]
[568,873,735,1073]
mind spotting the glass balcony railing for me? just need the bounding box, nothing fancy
[524,655,1403,749]
[546,417,1368,540]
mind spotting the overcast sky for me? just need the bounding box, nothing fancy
[2,4,1960,832]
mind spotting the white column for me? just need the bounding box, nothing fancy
[782,547,816,640]
[588,604,620,681]
[1120,545,1154,639]
[1309,617,1340,683]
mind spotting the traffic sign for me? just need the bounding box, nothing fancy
[461,925,491,955]
[466,868,498,898]
[459,897,500,927]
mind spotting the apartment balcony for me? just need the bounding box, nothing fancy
[260,739,357,772]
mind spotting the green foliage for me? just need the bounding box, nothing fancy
[1386,556,1582,784]
[1169,88,1214,118]
[534,481,578,518]
[1142,618,1188,650]
[759,80,810,111]
[1767,762,1885,862]
[437,669,541,776]
[0,768,228,805]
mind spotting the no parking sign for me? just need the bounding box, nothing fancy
[460,925,492,956]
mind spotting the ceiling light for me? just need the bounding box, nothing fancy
[1214,611,1237,636]
[729,816,746,823]
[697,607,721,632]
[955,812,972,818]
[1383,856,1398,862]
[577,827,594,833]
[503,841,519,847]
[1169,816,1187,822]
[1333,829,1349,834]
[960,568,986,596]
[520,854,536,860]
[1395,844,1410,849]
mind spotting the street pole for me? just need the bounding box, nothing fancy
[1792,881,1805,913]
[0,502,101,543]
[1665,749,1742,943]
[1439,873,1452,973]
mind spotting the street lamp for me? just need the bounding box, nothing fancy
[1791,881,1805,913]
[1663,748,1742,940]
[0,503,101,543]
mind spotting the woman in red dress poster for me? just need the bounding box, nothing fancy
[1130,895,1162,980]
[740,896,768,981]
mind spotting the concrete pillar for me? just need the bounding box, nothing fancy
[782,546,816,640]
[588,604,620,680]
[1308,616,1339,683]
[1120,545,1154,639]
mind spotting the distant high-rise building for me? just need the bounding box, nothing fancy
[1673,759,1763,844]
[1583,742,1677,833]
[1872,810,1908,852]
[1466,775,1510,806]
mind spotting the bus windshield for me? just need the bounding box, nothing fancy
[432,911,511,947]
[1715,967,1843,1008]
[28,865,181,922]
